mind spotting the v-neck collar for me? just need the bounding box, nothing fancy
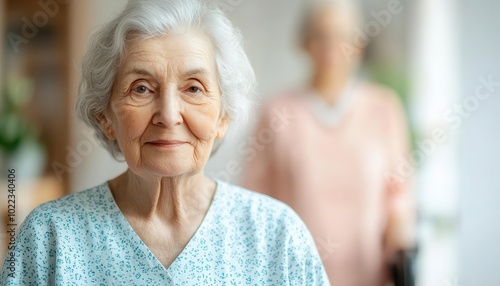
[303,80,360,128]
[103,179,222,278]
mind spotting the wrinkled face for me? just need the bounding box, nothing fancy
[304,7,361,74]
[99,32,229,178]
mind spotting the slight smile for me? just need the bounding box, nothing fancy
[146,140,187,148]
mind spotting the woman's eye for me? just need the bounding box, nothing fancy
[132,85,151,94]
[187,86,201,93]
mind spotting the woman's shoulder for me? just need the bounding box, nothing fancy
[22,182,111,226]
[215,180,306,231]
[214,181,329,284]
[357,81,403,110]
[217,180,290,209]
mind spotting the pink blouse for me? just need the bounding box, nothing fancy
[242,81,414,286]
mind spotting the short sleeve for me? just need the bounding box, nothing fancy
[0,207,57,285]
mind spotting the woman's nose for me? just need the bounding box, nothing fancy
[152,88,183,128]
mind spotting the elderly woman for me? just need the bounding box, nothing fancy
[0,0,329,285]
[243,1,415,285]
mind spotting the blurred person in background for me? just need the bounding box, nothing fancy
[0,0,330,284]
[242,0,415,285]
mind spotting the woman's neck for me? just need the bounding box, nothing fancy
[108,170,216,226]
[311,71,351,105]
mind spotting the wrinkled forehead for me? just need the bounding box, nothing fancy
[118,32,218,78]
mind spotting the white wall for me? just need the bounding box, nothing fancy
[458,0,500,285]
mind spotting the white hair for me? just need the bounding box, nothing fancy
[76,0,256,159]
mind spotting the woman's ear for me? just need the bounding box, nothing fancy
[215,114,230,140]
[97,112,116,140]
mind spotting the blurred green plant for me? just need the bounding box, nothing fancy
[0,77,37,154]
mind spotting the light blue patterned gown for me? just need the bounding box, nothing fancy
[1,180,330,285]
